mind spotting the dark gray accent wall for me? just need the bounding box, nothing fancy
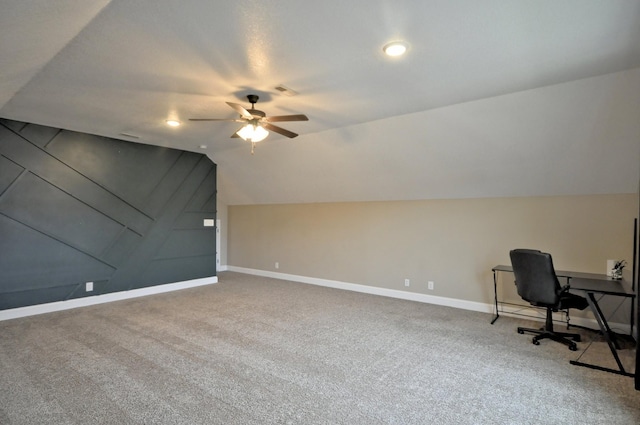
[0,119,216,310]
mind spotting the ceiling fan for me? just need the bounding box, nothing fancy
[189,94,309,153]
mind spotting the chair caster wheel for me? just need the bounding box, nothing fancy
[532,339,540,345]
[569,344,578,351]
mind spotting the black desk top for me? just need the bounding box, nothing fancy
[492,264,635,297]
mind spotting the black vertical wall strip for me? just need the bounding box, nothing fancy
[0,119,216,310]
[636,177,640,391]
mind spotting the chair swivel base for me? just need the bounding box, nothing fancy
[517,326,580,351]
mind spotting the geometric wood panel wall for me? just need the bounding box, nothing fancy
[0,119,216,310]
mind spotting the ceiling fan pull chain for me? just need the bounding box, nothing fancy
[251,141,255,155]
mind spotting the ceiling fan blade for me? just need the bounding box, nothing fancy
[189,118,245,122]
[226,102,253,119]
[265,114,309,123]
[231,130,241,138]
[263,122,298,138]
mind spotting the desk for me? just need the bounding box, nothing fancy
[491,265,635,377]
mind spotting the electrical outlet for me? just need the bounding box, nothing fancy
[404,279,410,287]
[275,262,279,269]
[86,282,94,292]
[428,281,434,291]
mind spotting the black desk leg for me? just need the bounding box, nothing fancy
[491,270,499,324]
[570,292,633,377]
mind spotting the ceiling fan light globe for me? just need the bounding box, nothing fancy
[238,123,269,142]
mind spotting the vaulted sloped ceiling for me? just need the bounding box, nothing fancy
[1,1,639,205]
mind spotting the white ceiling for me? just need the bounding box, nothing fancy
[1,0,639,205]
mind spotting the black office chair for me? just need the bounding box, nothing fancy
[509,249,588,351]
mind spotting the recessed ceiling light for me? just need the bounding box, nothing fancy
[166,119,181,127]
[383,41,408,57]
[199,144,208,149]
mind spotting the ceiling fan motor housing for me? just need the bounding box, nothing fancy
[246,94,265,117]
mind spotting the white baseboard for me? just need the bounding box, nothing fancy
[226,266,492,313]
[225,266,633,335]
[7,267,631,337]
[0,276,218,322]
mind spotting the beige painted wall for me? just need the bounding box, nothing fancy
[228,194,637,311]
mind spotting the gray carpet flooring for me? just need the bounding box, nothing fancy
[1,271,639,424]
